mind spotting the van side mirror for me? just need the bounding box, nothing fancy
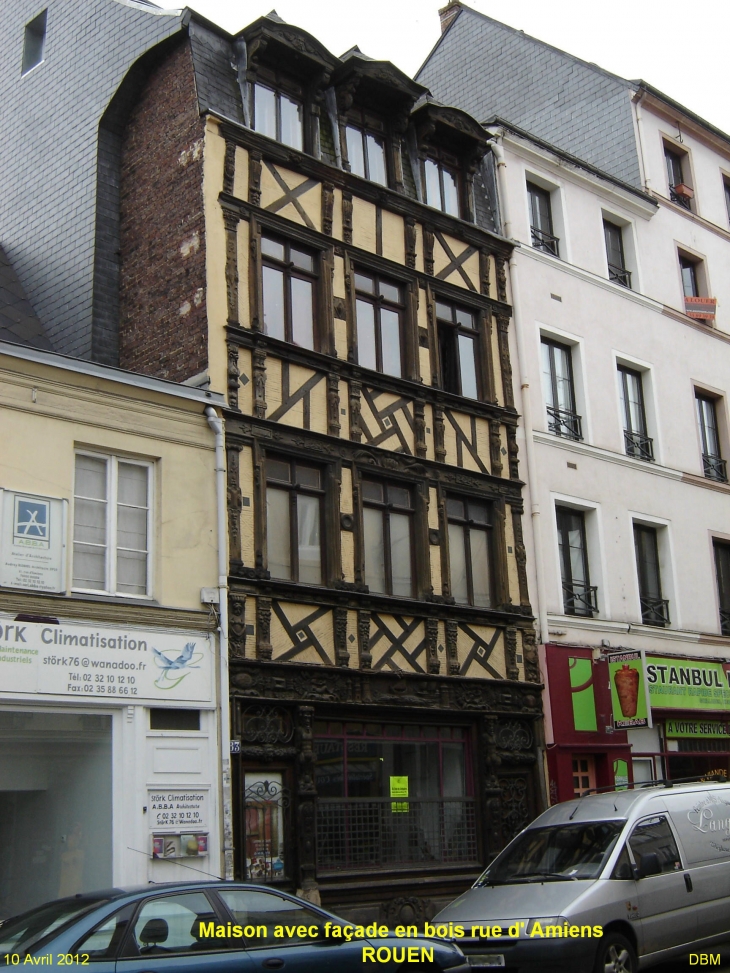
[637,852,661,877]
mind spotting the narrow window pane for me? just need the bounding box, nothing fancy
[448,523,468,604]
[297,494,321,585]
[73,544,106,591]
[567,523,587,585]
[262,266,285,340]
[380,308,402,377]
[681,259,698,298]
[361,480,383,503]
[455,309,474,329]
[267,458,291,482]
[442,169,459,216]
[446,498,464,519]
[424,159,441,208]
[389,512,412,596]
[624,372,645,435]
[296,466,320,489]
[117,463,147,507]
[76,455,107,500]
[366,133,387,186]
[469,528,491,607]
[468,502,489,525]
[116,505,147,552]
[346,126,365,178]
[254,85,277,140]
[261,237,285,261]
[388,486,410,508]
[266,487,291,580]
[435,302,452,321]
[279,94,303,150]
[354,273,374,294]
[458,334,478,399]
[379,281,401,304]
[73,499,106,546]
[290,277,314,349]
[117,550,147,595]
[363,507,385,593]
[290,248,313,273]
[356,299,377,370]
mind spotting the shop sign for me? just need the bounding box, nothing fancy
[666,719,730,738]
[148,788,208,829]
[608,651,652,729]
[0,490,67,592]
[0,613,212,703]
[390,775,409,813]
[647,657,730,712]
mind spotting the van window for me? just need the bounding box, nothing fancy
[476,821,625,885]
[610,844,633,880]
[628,815,681,874]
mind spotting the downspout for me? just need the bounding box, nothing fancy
[487,130,549,647]
[633,90,650,193]
[206,405,233,880]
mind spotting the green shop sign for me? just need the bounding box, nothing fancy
[647,658,730,712]
[665,719,730,738]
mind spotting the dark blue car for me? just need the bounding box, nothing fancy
[0,882,470,972]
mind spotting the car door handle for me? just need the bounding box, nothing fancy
[263,960,285,969]
[684,873,693,892]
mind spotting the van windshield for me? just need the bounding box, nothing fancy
[476,821,626,885]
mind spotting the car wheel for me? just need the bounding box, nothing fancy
[593,932,637,973]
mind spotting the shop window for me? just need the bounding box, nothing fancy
[556,507,597,616]
[446,496,493,607]
[344,111,387,186]
[354,271,405,377]
[266,456,323,585]
[435,299,480,399]
[633,524,669,627]
[22,9,46,75]
[618,365,653,461]
[252,83,303,151]
[423,155,460,217]
[713,540,730,636]
[73,453,151,597]
[149,709,200,731]
[361,479,413,597]
[572,756,596,797]
[541,337,582,440]
[261,235,318,350]
[313,722,476,871]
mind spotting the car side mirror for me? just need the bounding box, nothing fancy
[637,851,661,878]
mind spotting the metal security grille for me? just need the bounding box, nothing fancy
[317,798,477,872]
[677,739,730,753]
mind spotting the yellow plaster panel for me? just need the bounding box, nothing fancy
[419,347,431,387]
[332,188,343,240]
[352,197,377,254]
[490,324,504,406]
[368,614,426,673]
[476,417,493,475]
[457,625,505,679]
[266,358,282,418]
[430,547,442,599]
[504,504,520,606]
[428,487,440,530]
[269,601,334,665]
[260,165,321,232]
[237,347,253,415]
[341,531,355,585]
[239,446,256,569]
[333,256,346,299]
[334,319,348,362]
[236,220,250,328]
[381,210,404,264]
[203,119,228,396]
[233,145,248,201]
[432,232,480,291]
[442,412,458,466]
[358,389,415,454]
[414,224,424,274]
[423,404,435,462]
[487,254,497,301]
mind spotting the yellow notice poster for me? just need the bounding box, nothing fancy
[390,776,409,813]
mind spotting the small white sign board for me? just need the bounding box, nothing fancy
[0,490,67,592]
[148,788,209,829]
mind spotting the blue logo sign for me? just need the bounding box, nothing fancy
[14,496,50,547]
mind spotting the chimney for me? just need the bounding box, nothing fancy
[438,0,462,33]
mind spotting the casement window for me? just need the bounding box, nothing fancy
[618,366,653,460]
[665,146,692,209]
[73,454,151,596]
[423,156,460,217]
[361,479,413,597]
[713,541,730,636]
[252,82,303,151]
[344,112,387,186]
[266,456,323,585]
[261,235,317,349]
[633,524,669,626]
[680,255,700,298]
[314,720,476,870]
[354,271,404,377]
[435,299,479,399]
[603,221,631,288]
[22,9,46,75]
[527,182,559,256]
[446,497,492,608]
[696,393,727,482]
[556,507,597,616]
[541,338,582,440]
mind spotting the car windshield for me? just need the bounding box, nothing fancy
[476,821,626,885]
[0,898,109,955]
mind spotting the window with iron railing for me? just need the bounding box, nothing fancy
[541,338,582,440]
[556,507,597,616]
[527,182,559,256]
[696,393,727,483]
[713,541,730,637]
[604,220,631,289]
[665,146,692,210]
[634,525,669,627]
[618,366,653,461]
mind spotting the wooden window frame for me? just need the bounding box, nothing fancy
[342,107,389,186]
[421,148,462,218]
[250,77,305,151]
[445,495,494,608]
[265,454,327,586]
[260,233,321,350]
[360,477,417,598]
[352,269,407,376]
[434,297,485,400]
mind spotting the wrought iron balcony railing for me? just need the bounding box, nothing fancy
[531,225,560,257]
[640,596,670,627]
[547,405,583,441]
[720,608,730,637]
[608,263,632,288]
[316,797,478,872]
[624,430,654,461]
[669,186,692,210]
[703,453,728,483]
[562,581,599,617]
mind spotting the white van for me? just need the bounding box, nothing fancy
[433,780,730,972]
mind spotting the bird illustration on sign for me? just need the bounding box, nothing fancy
[152,642,202,689]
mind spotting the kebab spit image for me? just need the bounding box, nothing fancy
[614,663,640,718]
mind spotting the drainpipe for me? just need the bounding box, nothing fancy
[487,130,549,647]
[206,405,233,880]
[633,91,650,193]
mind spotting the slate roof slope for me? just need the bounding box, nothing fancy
[0,245,53,350]
[416,4,642,188]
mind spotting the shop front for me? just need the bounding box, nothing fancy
[0,613,220,917]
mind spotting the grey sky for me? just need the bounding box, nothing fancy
[179,0,729,136]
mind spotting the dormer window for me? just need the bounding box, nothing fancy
[252,82,303,151]
[344,110,387,185]
[423,155,459,217]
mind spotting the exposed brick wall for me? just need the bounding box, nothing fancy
[119,38,208,382]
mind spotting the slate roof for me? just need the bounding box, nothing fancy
[0,245,53,350]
